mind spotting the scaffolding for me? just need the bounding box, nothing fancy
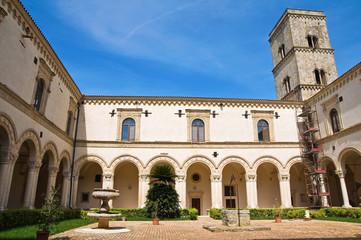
[297,106,331,208]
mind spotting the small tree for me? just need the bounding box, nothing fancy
[145,165,180,219]
[38,186,62,232]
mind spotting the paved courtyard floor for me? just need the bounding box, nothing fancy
[50,217,361,240]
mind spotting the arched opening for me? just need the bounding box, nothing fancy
[257,162,281,208]
[342,150,361,207]
[324,160,342,206]
[0,126,9,166]
[222,163,247,208]
[34,151,53,209]
[113,162,139,208]
[77,162,103,209]
[186,162,211,215]
[8,140,36,209]
[55,158,67,202]
[289,162,307,207]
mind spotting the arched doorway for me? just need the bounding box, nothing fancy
[324,160,342,206]
[257,162,281,208]
[34,151,52,209]
[186,162,211,215]
[8,140,36,209]
[289,162,307,207]
[341,150,361,207]
[113,161,139,208]
[222,163,247,208]
[77,162,103,209]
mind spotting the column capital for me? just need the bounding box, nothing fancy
[28,161,41,171]
[103,173,114,179]
[210,174,221,182]
[48,167,59,175]
[246,174,256,182]
[62,171,70,178]
[139,174,149,182]
[279,174,290,181]
[176,175,185,182]
[335,169,345,178]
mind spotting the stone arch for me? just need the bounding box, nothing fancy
[252,156,284,173]
[109,154,144,174]
[145,155,181,175]
[74,154,107,176]
[58,150,71,172]
[41,141,59,167]
[0,112,17,155]
[16,129,41,160]
[338,146,361,170]
[217,156,251,174]
[284,156,303,174]
[182,155,216,174]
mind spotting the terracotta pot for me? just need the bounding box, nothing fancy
[37,231,50,240]
[275,216,282,223]
[153,218,159,225]
[122,216,126,221]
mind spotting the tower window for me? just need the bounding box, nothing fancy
[283,76,291,93]
[330,108,341,133]
[314,69,326,85]
[33,79,44,111]
[192,119,205,142]
[307,35,318,48]
[279,44,286,59]
[257,120,270,142]
[122,118,135,141]
[66,111,73,136]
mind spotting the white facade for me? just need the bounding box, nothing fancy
[0,1,360,213]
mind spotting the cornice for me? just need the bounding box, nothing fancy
[83,95,303,109]
[316,122,361,144]
[272,47,334,74]
[1,0,82,100]
[0,83,73,145]
[307,62,361,105]
[76,140,301,149]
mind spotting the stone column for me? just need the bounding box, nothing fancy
[319,174,329,207]
[335,170,352,208]
[46,167,58,198]
[102,173,114,208]
[246,174,258,208]
[138,174,149,207]
[23,161,41,209]
[278,174,292,208]
[70,175,79,209]
[175,175,185,208]
[210,175,222,208]
[0,154,16,210]
[61,171,70,208]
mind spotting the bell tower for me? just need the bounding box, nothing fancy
[269,9,338,101]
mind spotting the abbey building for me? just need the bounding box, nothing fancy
[0,1,360,215]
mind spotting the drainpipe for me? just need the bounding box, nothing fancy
[69,100,83,208]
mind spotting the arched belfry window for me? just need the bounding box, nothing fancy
[33,79,44,111]
[257,120,270,142]
[192,119,204,142]
[315,69,326,85]
[122,118,135,141]
[307,35,318,48]
[330,108,341,133]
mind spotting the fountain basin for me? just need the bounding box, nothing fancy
[87,212,121,228]
[92,188,120,200]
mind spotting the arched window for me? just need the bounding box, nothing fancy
[122,118,135,141]
[279,44,286,59]
[307,35,318,48]
[283,76,291,93]
[33,79,44,111]
[314,69,326,85]
[66,111,73,136]
[257,120,270,142]
[330,108,340,133]
[192,119,204,142]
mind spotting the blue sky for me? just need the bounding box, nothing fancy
[22,1,361,100]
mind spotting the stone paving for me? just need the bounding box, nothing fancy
[50,217,361,240]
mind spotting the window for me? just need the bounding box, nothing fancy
[81,193,89,202]
[279,44,286,59]
[283,76,291,93]
[330,108,341,133]
[226,199,236,208]
[33,79,44,111]
[122,118,135,141]
[192,173,201,183]
[257,120,270,142]
[192,119,205,142]
[307,35,318,48]
[224,186,235,196]
[66,111,73,136]
[314,69,326,85]
[95,174,102,183]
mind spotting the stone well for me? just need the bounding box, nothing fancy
[221,209,250,227]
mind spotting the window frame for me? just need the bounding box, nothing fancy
[116,108,142,141]
[251,110,275,142]
[192,119,205,142]
[320,94,343,136]
[186,109,210,142]
[257,119,270,142]
[122,118,136,141]
[330,108,341,133]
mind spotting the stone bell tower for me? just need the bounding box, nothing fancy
[269,9,338,101]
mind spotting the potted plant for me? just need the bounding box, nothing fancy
[273,198,283,223]
[37,186,62,240]
[152,200,159,225]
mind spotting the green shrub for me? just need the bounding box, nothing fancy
[310,208,361,219]
[286,209,306,218]
[180,208,198,219]
[209,208,306,220]
[210,208,222,220]
[109,208,147,217]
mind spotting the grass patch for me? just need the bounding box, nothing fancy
[124,216,191,221]
[314,217,361,223]
[0,218,96,240]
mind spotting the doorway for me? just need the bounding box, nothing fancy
[192,198,201,215]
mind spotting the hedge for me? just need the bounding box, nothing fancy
[310,208,361,219]
[210,208,306,220]
[0,209,81,230]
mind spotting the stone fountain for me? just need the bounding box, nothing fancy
[75,188,130,234]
